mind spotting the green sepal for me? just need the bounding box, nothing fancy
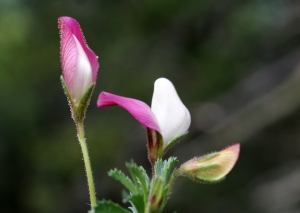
[61,75,73,103]
[60,75,95,123]
[146,128,164,165]
[75,82,95,123]
[198,152,219,163]
[108,168,138,194]
[122,191,144,213]
[125,161,150,203]
[90,200,131,213]
[162,131,189,156]
[181,163,224,183]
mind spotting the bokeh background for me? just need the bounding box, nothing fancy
[1,0,300,212]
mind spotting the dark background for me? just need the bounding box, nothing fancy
[1,0,300,212]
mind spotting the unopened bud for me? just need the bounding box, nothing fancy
[179,144,240,182]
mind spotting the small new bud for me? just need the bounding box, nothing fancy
[179,144,240,182]
[148,177,165,213]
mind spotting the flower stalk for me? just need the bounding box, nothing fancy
[77,121,97,208]
[167,169,181,195]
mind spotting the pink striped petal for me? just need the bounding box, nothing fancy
[58,17,99,103]
[97,92,161,132]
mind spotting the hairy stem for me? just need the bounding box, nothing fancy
[167,169,181,195]
[77,121,97,209]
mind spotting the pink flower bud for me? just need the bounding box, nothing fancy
[58,16,99,104]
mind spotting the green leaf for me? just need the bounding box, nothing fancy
[154,157,178,181]
[126,161,150,201]
[128,206,138,213]
[108,169,138,194]
[91,200,131,213]
[122,191,144,213]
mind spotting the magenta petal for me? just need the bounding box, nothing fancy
[97,92,161,132]
[58,17,76,89]
[58,17,99,85]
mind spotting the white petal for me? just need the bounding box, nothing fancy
[72,34,92,104]
[151,78,191,145]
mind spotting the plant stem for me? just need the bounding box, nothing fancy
[77,121,97,209]
[167,170,181,195]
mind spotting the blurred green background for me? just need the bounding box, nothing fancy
[1,0,300,212]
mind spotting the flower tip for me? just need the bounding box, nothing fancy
[58,16,78,33]
[222,143,240,163]
[206,143,240,179]
[154,77,172,87]
[58,16,70,23]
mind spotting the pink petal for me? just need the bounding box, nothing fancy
[97,92,161,132]
[58,17,99,87]
[215,143,240,175]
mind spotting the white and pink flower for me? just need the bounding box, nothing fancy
[97,78,191,148]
